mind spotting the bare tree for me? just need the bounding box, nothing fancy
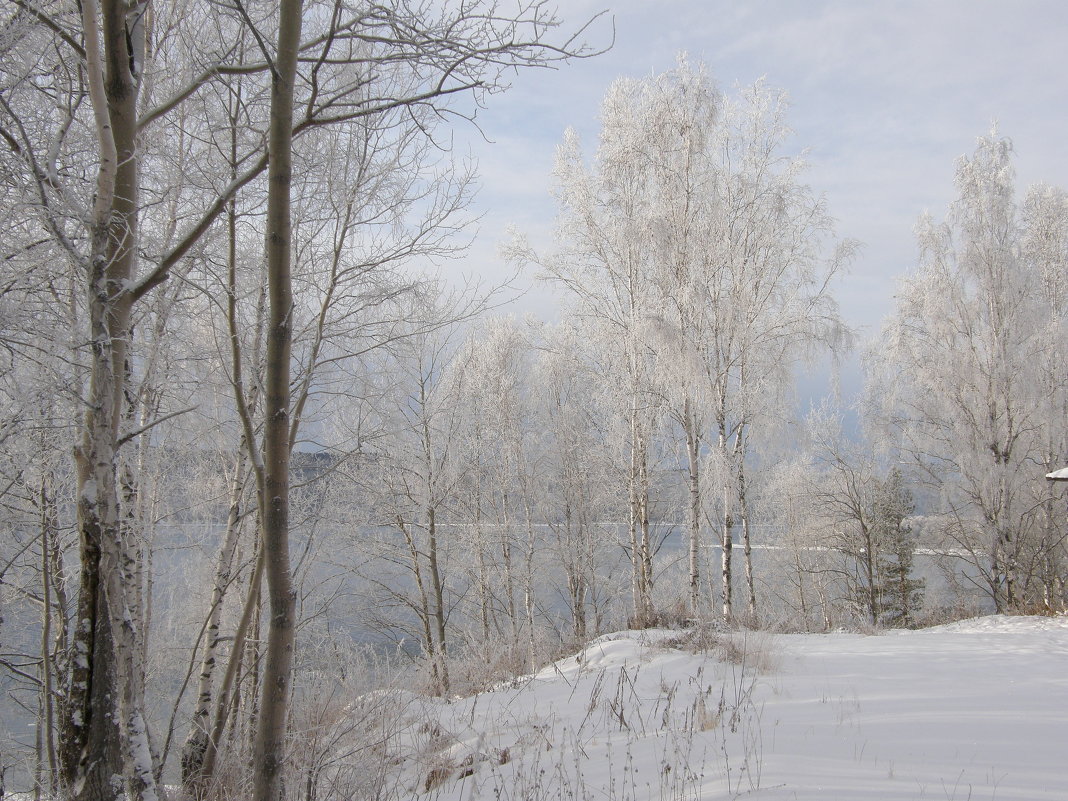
[360,285,479,696]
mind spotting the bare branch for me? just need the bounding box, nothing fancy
[116,405,197,448]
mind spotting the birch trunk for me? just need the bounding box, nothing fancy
[684,398,701,618]
[721,505,733,621]
[638,436,654,623]
[523,501,538,674]
[198,549,264,796]
[738,456,757,622]
[180,455,248,792]
[474,486,491,646]
[399,518,441,694]
[719,425,733,621]
[627,400,654,627]
[38,472,59,796]
[628,398,641,625]
[63,0,161,797]
[426,507,450,694]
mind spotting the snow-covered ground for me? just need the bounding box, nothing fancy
[397,616,1068,800]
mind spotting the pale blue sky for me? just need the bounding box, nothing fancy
[451,0,1068,369]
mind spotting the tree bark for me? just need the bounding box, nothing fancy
[252,2,303,797]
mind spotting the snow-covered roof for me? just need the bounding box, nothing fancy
[1046,467,1068,481]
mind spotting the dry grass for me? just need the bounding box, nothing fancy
[664,624,781,675]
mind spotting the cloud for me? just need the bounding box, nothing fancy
[447,0,1068,347]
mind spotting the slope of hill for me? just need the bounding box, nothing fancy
[395,615,1068,800]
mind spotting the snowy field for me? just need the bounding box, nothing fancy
[398,616,1068,800]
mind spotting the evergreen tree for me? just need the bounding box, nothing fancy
[874,469,924,626]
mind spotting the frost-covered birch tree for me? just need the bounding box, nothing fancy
[545,93,663,627]
[636,61,721,621]
[1020,184,1068,608]
[870,130,1068,612]
[449,317,547,673]
[693,80,851,622]
[542,59,850,623]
